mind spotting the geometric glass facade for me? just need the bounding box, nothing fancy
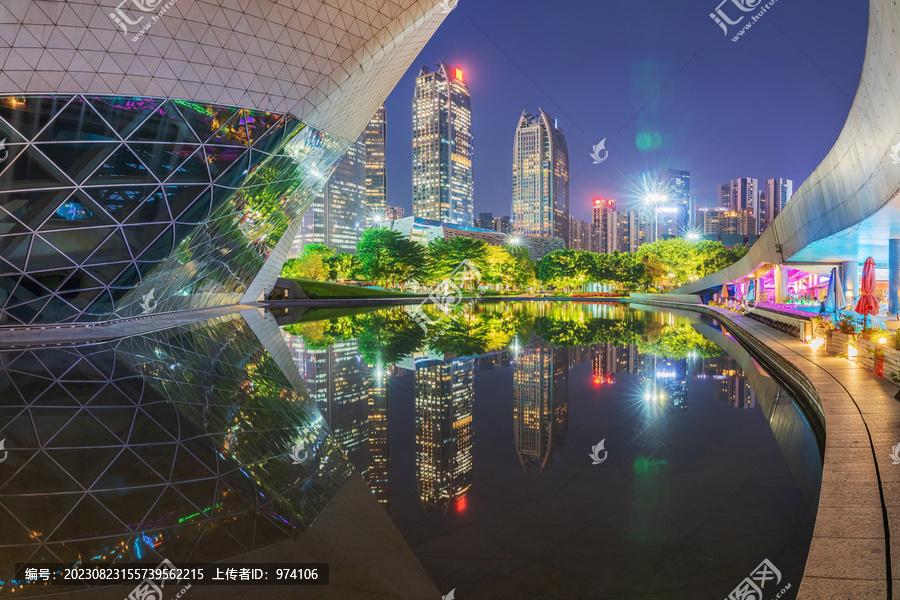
[0,312,351,593]
[0,95,347,325]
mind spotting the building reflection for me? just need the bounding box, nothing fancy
[282,334,391,512]
[414,357,475,514]
[513,343,569,472]
[699,355,756,409]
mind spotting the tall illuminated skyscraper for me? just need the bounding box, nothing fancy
[512,109,570,245]
[364,104,388,227]
[415,358,475,513]
[412,62,474,225]
[592,198,616,253]
[765,178,793,225]
[513,346,569,472]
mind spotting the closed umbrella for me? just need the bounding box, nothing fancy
[855,257,880,328]
[735,283,744,301]
[720,283,729,299]
[823,267,838,314]
[747,280,756,302]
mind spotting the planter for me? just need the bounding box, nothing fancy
[829,331,857,359]
[884,346,900,379]
[858,338,877,372]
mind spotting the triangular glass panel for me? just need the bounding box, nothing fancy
[83,229,131,266]
[0,505,35,547]
[173,188,211,224]
[212,151,250,188]
[83,262,128,285]
[250,115,288,155]
[35,96,118,143]
[85,289,114,317]
[46,409,121,448]
[109,264,141,289]
[0,96,74,141]
[122,223,168,255]
[82,185,162,224]
[135,226,174,262]
[27,382,80,407]
[93,485,168,531]
[57,268,104,295]
[171,479,218,518]
[145,486,204,524]
[84,144,158,185]
[206,108,250,147]
[0,255,21,276]
[87,96,162,140]
[0,204,28,235]
[0,234,31,271]
[0,115,28,143]
[39,227,114,267]
[0,145,73,190]
[36,297,80,324]
[45,448,122,489]
[0,274,19,303]
[62,356,107,382]
[25,269,69,294]
[39,191,115,231]
[244,110,283,147]
[163,185,208,220]
[129,142,203,183]
[128,100,200,144]
[163,146,210,184]
[25,235,77,272]
[170,100,239,145]
[2,451,84,497]
[48,494,128,541]
[0,188,72,232]
[0,486,81,536]
[204,145,246,181]
[35,142,119,183]
[169,444,216,480]
[123,187,169,224]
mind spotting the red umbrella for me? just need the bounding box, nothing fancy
[855,257,879,328]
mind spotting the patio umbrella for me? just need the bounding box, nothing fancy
[855,257,880,328]
[720,283,729,299]
[747,280,756,302]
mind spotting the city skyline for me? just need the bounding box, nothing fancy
[381,0,867,225]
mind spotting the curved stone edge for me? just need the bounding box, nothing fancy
[628,299,893,600]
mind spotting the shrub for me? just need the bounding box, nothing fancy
[835,315,858,335]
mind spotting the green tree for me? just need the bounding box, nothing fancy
[357,228,427,290]
[536,249,596,292]
[325,252,361,282]
[426,237,489,290]
[282,243,334,280]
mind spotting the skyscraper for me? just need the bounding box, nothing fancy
[291,131,367,255]
[766,178,794,224]
[513,346,569,471]
[592,198,616,253]
[512,109,570,245]
[662,169,691,233]
[476,212,495,230]
[364,104,388,227]
[415,358,475,514]
[413,62,474,226]
[569,218,592,251]
[722,178,760,236]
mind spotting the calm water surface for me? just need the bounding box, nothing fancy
[0,301,821,600]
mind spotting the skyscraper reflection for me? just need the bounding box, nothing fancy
[513,344,569,472]
[415,358,475,513]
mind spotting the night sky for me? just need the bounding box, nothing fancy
[382,0,869,224]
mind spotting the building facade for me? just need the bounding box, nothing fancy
[765,178,794,225]
[661,169,691,235]
[0,0,448,325]
[475,212,494,230]
[386,205,406,221]
[592,198,616,253]
[494,215,512,234]
[291,131,367,255]
[365,104,388,227]
[569,218,592,251]
[412,63,474,226]
[721,178,760,236]
[512,109,570,245]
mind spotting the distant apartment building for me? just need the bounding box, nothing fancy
[364,104,387,227]
[660,169,691,235]
[413,62,474,226]
[512,109,569,245]
[385,205,406,221]
[291,130,367,256]
[569,218,592,251]
[475,212,494,230]
[592,198,616,253]
[721,178,760,236]
[766,178,793,224]
[494,215,512,234]
[697,207,741,236]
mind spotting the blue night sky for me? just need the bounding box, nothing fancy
[381,0,869,224]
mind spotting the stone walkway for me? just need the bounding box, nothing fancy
[641,300,899,599]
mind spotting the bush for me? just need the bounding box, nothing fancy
[835,315,858,335]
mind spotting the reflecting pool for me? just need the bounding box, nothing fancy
[0,301,822,600]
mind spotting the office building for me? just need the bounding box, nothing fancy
[569,218,592,251]
[722,178,760,236]
[513,346,569,472]
[476,212,495,230]
[766,178,794,224]
[386,205,406,221]
[592,198,616,253]
[364,104,388,228]
[412,62,474,226]
[494,215,512,234]
[512,109,570,245]
[660,169,691,235]
[291,131,367,255]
